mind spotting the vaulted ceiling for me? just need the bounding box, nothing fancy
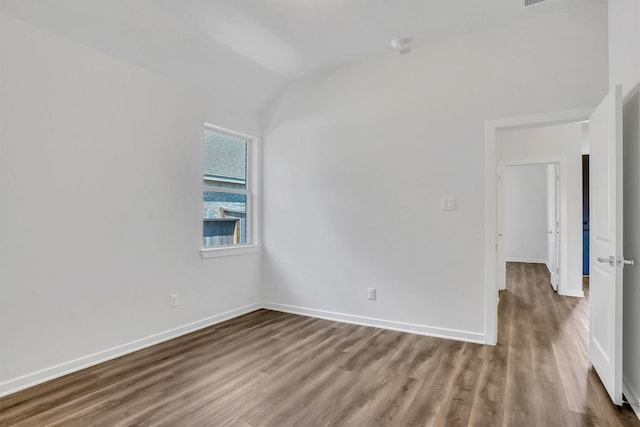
[0,0,589,109]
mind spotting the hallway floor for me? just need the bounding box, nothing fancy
[497,262,639,426]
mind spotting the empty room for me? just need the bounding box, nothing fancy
[1,0,640,425]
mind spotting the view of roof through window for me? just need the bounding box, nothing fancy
[203,130,247,189]
[203,128,249,248]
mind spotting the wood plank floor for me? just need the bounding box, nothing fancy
[1,262,639,426]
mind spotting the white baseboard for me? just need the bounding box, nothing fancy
[506,257,547,264]
[559,289,585,298]
[0,302,262,398]
[624,376,640,421]
[262,302,486,344]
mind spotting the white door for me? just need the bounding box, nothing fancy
[498,171,506,290]
[589,85,626,405]
[547,164,559,291]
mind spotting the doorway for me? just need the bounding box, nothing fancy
[582,154,590,276]
[499,162,561,292]
[486,88,626,406]
[484,107,593,345]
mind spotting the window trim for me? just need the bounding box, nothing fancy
[201,245,261,258]
[201,123,260,255]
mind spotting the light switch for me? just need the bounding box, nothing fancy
[441,196,456,211]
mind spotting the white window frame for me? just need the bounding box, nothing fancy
[201,123,260,258]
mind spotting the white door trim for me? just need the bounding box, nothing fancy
[484,107,593,345]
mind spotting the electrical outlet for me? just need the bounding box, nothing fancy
[367,287,376,300]
[169,294,178,307]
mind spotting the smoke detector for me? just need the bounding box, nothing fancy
[391,38,411,54]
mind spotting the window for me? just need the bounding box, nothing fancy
[202,125,254,249]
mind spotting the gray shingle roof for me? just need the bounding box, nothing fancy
[204,130,247,184]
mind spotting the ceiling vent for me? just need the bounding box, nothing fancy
[523,0,548,7]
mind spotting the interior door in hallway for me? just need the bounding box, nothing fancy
[547,164,559,291]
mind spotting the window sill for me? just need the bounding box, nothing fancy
[200,245,261,259]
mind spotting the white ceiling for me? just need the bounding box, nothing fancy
[0,0,588,109]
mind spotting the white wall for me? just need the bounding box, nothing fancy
[261,0,607,342]
[609,0,640,416]
[498,123,584,297]
[504,165,549,263]
[0,13,262,396]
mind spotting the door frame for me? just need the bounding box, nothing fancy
[498,159,564,293]
[484,107,593,345]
